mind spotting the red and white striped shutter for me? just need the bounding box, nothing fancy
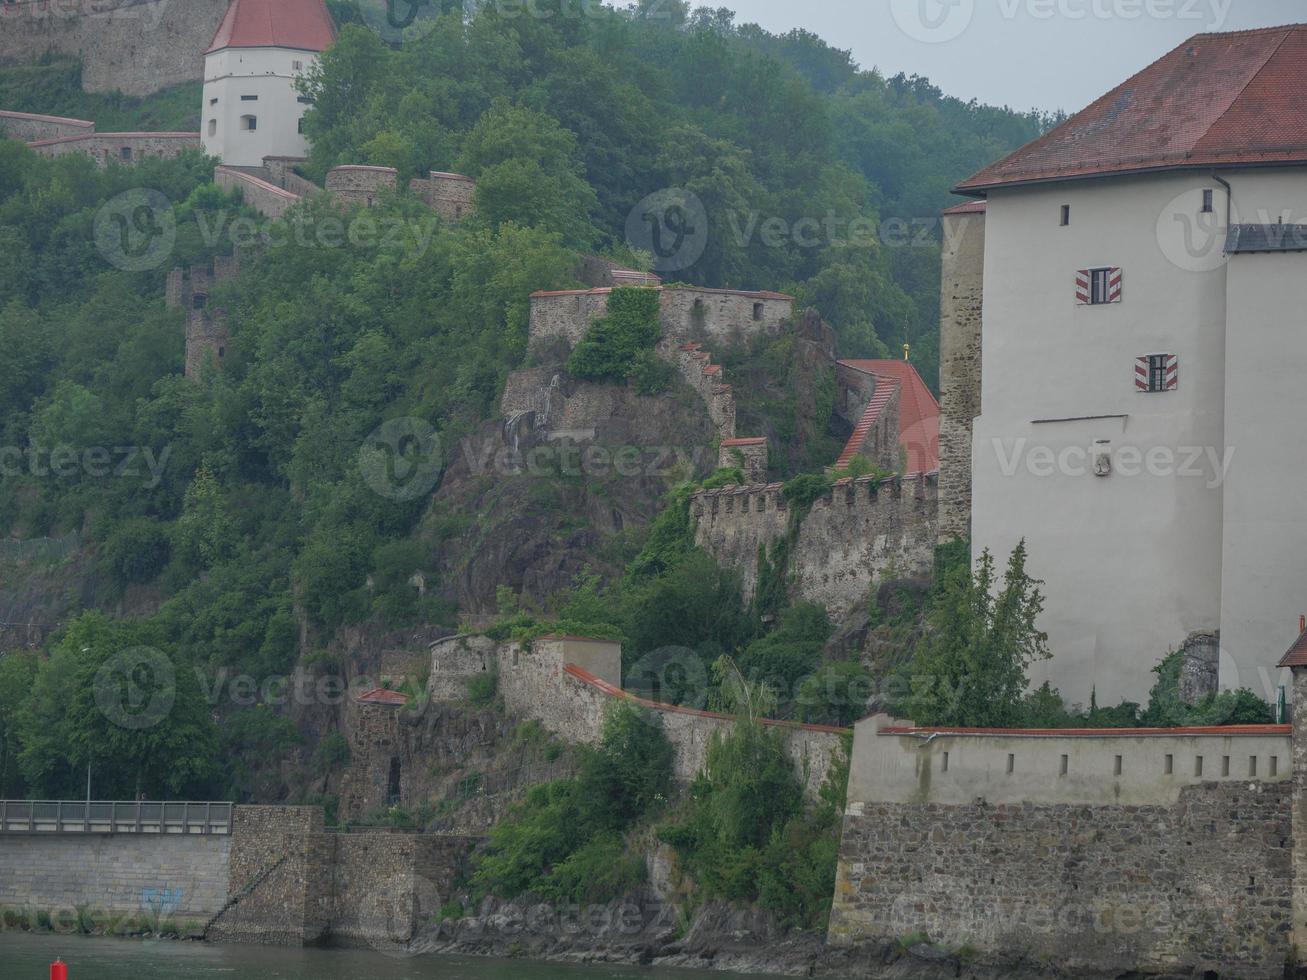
[1135,356,1150,391]
[1075,269,1091,305]
[1165,353,1178,390]
[1108,267,1124,303]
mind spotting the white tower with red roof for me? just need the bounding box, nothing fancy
[201,0,337,167]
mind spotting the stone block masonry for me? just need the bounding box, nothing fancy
[215,166,302,220]
[409,171,476,222]
[325,165,399,207]
[0,109,94,142]
[937,204,985,541]
[690,473,937,615]
[0,0,229,96]
[829,713,1298,977]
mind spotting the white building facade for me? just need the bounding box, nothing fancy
[952,25,1307,706]
[200,0,335,167]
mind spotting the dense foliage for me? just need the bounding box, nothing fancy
[469,701,673,902]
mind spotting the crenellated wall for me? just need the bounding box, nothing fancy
[690,473,937,614]
[675,341,736,442]
[527,285,794,355]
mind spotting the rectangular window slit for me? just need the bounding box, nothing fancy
[1249,756,1258,777]
[1202,188,1214,213]
[941,751,949,773]
[1270,756,1278,776]
[1194,756,1203,777]
[1222,755,1230,776]
[1113,755,1122,776]
[1164,754,1173,775]
[1006,753,1015,774]
[1059,754,1068,776]
[1060,204,1070,226]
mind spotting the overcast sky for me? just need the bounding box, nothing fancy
[720,0,1304,113]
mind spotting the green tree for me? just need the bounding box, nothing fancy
[18,613,220,799]
[898,540,1050,727]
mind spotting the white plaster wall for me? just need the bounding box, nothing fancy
[1221,248,1307,700]
[972,173,1231,705]
[202,48,317,167]
[847,715,1291,807]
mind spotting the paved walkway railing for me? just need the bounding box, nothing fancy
[0,800,233,835]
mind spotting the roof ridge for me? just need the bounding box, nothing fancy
[1188,23,1307,39]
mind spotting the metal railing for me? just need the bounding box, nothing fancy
[0,800,233,835]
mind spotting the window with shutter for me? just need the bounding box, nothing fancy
[1136,354,1177,392]
[1077,267,1123,305]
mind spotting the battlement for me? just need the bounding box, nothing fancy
[528,283,795,354]
[690,473,937,613]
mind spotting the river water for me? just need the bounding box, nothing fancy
[0,932,770,980]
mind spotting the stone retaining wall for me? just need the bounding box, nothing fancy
[28,132,200,166]
[214,166,301,219]
[0,109,94,142]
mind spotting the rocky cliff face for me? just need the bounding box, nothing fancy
[426,378,718,614]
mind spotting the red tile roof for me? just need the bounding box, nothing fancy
[837,360,940,475]
[957,25,1307,194]
[208,0,337,54]
[721,437,767,447]
[879,724,1291,737]
[942,199,987,216]
[1278,629,1307,668]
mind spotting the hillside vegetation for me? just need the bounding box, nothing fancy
[0,5,1049,808]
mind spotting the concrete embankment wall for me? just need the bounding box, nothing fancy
[0,833,230,919]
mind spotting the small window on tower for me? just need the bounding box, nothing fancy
[240,94,258,101]
[1090,268,1110,304]
[241,115,257,132]
[208,119,217,137]
[298,118,305,134]
[752,302,764,321]
[120,146,132,160]
[293,59,303,71]
[210,97,218,106]
[1202,189,1214,213]
[1060,205,1070,226]
[297,95,313,104]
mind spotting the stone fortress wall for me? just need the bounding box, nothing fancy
[936,203,985,541]
[829,711,1299,978]
[0,0,229,96]
[690,473,937,615]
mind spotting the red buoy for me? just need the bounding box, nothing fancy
[50,959,68,980]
